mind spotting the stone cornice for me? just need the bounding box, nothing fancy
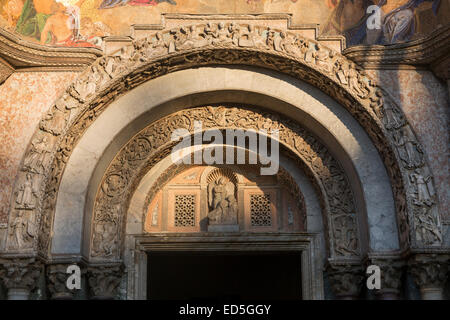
[0,56,14,84]
[343,25,450,79]
[0,28,102,72]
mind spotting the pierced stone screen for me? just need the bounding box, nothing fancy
[174,194,196,227]
[250,194,272,227]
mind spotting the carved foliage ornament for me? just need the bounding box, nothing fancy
[7,22,440,257]
[91,105,359,261]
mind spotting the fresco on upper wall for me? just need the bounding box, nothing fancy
[0,0,448,48]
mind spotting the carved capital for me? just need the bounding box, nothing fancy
[0,258,42,293]
[46,264,80,300]
[409,254,449,290]
[326,261,364,299]
[369,257,405,299]
[87,264,124,300]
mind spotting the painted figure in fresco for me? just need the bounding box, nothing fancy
[322,0,375,46]
[322,0,441,45]
[2,0,24,26]
[98,0,176,10]
[376,0,441,43]
[14,0,56,40]
[13,0,96,46]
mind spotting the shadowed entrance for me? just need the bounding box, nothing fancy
[147,251,302,300]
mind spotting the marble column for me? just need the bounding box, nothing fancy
[87,264,124,300]
[409,254,449,300]
[0,258,42,300]
[326,261,364,300]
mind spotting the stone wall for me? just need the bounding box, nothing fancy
[366,69,449,222]
[0,71,78,225]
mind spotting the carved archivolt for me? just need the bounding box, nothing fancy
[6,22,441,258]
[91,105,358,261]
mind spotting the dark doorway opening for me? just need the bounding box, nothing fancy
[147,251,302,300]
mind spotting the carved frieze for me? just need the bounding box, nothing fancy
[91,105,359,261]
[5,22,440,259]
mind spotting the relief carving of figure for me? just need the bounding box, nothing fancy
[312,44,333,73]
[414,206,442,245]
[273,31,287,52]
[23,136,51,173]
[213,22,233,45]
[382,100,405,130]
[333,214,358,256]
[333,59,349,85]
[239,25,265,48]
[16,173,38,210]
[151,203,158,226]
[92,220,118,257]
[393,126,423,169]
[410,169,435,206]
[9,211,35,248]
[39,104,68,136]
[147,32,169,57]
[228,23,241,46]
[347,67,368,98]
[207,177,237,225]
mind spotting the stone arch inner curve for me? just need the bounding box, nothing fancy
[5,22,442,260]
[90,121,357,262]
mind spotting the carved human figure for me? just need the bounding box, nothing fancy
[225,194,238,224]
[39,104,68,136]
[394,126,423,169]
[334,59,349,85]
[239,25,264,48]
[287,205,294,225]
[312,44,332,73]
[72,71,96,102]
[284,35,301,56]
[415,207,442,244]
[214,22,232,45]
[207,176,237,224]
[175,26,196,50]
[92,220,117,257]
[148,32,169,57]
[383,100,405,130]
[151,203,158,226]
[347,67,367,98]
[273,31,287,52]
[9,211,35,249]
[16,173,37,209]
[410,169,435,207]
[23,136,50,173]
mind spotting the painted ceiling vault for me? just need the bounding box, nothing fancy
[0,0,448,48]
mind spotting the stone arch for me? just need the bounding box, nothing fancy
[5,22,442,260]
[89,106,360,262]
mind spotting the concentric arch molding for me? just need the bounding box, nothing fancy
[91,105,359,261]
[5,22,442,258]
